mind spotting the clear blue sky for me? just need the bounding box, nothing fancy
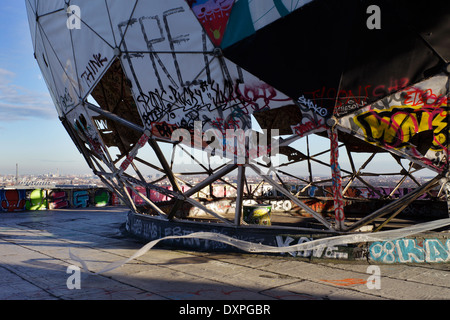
[0,1,92,176]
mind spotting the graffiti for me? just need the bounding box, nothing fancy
[294,184,437,200]
[335,99,366,116]
[118,131,151,173]
[128,186,191,205]
[49,191,70,209]
[219,0,313,48]
[94,189,110,207]
[74,113,107,158]
[354,103,449,153]
[26,189,47,211]
[303,200,334,213]
[152,121,180,139]
[60,87,76,111]
[0,190,27,212]
[291,118,325,137]
[111,193,124,206]
[73,190,89,208]
[188,0,234,46]
[297,95,328,117]
[126,216,267,251]
[328,128,345,226]
[369,238,450,263]
[80,53,108,87]
[276,235,348,259]
[120,8,291,138]
[267,200,292,212]
[138,84,210,125]
[306,78,410,114]
[189,198,293,217]
[119,8,207,91]
[1,188,121,211]
[320,278,367,286]
[337,75,450,171]
[138,80,288,132]
[61,59,78,110]
[128,186,146,205]
[357,187,436,200]
[402,86,448,107]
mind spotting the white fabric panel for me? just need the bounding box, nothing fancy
[25,0,37,51]
[38,10,80,115]
[68,0,116,48]
[104,0,139,48]
[27,0,297,136]
[36,0,64,16]
[69,15,115,99]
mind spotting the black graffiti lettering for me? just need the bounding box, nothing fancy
[139,15,178,90]
[169,85,198,107]
[60,87,75,110]
[137,78,288,131]
[122,8,213,91]
[209,80,238,111]
[163,7,190,87]
[155,122,177,137]
[81,53,108,86]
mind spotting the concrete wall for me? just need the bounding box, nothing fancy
[0,187,123,212]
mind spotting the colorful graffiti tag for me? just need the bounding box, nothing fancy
[0,190,27,212]
[354,104,448,153]
[276,235,350,259]
[49,190,70,209]
[25,189,47,211]
[94,189,111,207]
[369,238,450,263]
[0,188,119,212]
[339,75,450,171]
[0,183,442,215]
[73,190,90,208]
[187,0,234,46]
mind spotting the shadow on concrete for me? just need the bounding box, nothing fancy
[0,207,377,301]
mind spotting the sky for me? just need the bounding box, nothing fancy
[0,0,91,176]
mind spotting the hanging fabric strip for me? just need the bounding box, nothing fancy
[69,218,450,275]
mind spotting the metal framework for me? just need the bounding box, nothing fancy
[26,0,450,243]
[62,93,447,235]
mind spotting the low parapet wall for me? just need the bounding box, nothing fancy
[125,211,450,263]
[1,185,447,220]
[1,186,449,263]
[0,187,122,212]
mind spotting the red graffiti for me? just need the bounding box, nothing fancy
[291,119,324,136]
[188,0,234,46]
[328,129,345,224]
[306,78,410,111]
[355,105,449,152]
[49,191,69,209]
[403,87,448,107]
[1,190,26,212]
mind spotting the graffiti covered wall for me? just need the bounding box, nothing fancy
[1,187,449,263]
[339,75,450,172]
[1,183,445,219]
[0,189,27,212]
[0,187,124,212]
[369,238,450,263]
